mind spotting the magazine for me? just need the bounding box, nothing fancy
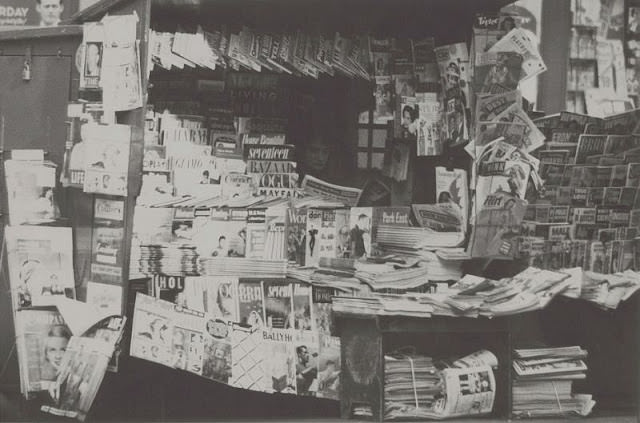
[202,317,233,384]
[262,328,297,394]
[294,331,319,396]
[238,279,265,327]
[79,22,105,91]
[15,308,71,396]
[4,159,59,226]
[263,279,293,329]
[316,334,341,400]
[83,124,132,197]
[230,326,268,391]
[436,167,469,230]
[488,28,546,81]
[91,198,125,286]
[6,226,75,310]
[300,175,362,207]
[40,337,114,421]
[415,92,442,156]
[473,51,523,94]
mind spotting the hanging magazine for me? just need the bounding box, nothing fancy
[6,226,75,310]
[4,159,60,226]
[82,123,133,197]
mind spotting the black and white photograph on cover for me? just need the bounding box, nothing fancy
[41,324,72,383]
[349,209,372,259]
[84,42,103,79]
[202,319,232,384]
[294,340,318,396]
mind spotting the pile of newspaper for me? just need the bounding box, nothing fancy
[355,263,431,291]
[512,346,595,418]
[137,243,199,275]
[385,350,497,420]
[333,294,433,318]
[198,257,287,277]
[579,269,640,310]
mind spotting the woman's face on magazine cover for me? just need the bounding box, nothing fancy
[45,336,69,369]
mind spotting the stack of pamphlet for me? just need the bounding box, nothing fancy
[384,350,497,420]
[198,257,287,278]
[137,243,199,276]
[512,346,595,418]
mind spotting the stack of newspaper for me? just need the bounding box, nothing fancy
[354,264,430,291]
[137,243,199,275]
[377,225,463,250]
[512,346,595,418]
[384,350,497,420]
[579,269,640,310]
[332,294,434,318]
[198,257,287,277]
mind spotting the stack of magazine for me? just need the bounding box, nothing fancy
[512,346,595,418]
[384,350,497,420]
[137,243,199,275]
[198,257,287,278]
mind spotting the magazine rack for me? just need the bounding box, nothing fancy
[3,0,637,422]
[335,313,512,421]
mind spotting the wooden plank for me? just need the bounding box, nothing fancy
[0,25,82,42]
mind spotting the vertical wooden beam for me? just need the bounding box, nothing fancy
[538,0,572,114]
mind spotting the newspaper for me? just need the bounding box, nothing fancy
[6,226,76,311]
[301,175,361,207]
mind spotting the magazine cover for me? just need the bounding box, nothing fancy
[395,96,419,141]
[312,286,336,335]
[91,198,125,286]
[262,328,296,394]
[6,226,75,310]
[291,282,312,331]
[349,207,373,259]
[263,279,293,329]
[79,22,105,91]
[574,134,608,164]
[167,142,220,197]
[82,124,132,197]
[469,191,528,258]
[181,276,239,322]
[238,279,265,327]
[436,167,469,230]
[130,293,175,367]
[473,51,523,94]
[192,209,247,258]
[316,335,341,400]
[416,92,442,156]
[434,42,470,101]
[287,206,307,266]
[40,337,113,422]
[230,326,268,391]
[4,159,59,226]
[86,282,123,317]
[202,317,232,384]
[294,331,319,396]
[373,75,394,123]
[15,309,71,396]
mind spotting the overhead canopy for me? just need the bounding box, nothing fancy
[71,0,514,44]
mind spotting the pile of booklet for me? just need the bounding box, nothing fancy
[512,346,595,418]
[137,243,199,276]
[384,350,497,420]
